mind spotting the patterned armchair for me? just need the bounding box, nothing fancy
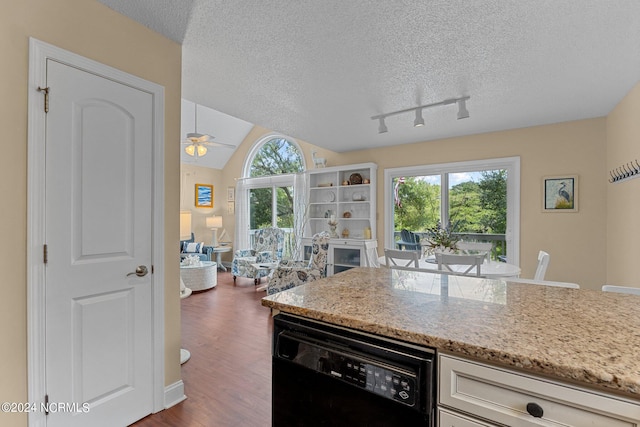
[232,227,285,285]
[267,231,330,295]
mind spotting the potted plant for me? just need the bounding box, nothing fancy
[425,221,460,254]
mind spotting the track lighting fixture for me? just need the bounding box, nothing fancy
[456,98,469,120]
[371,95,470,134]
[378,117,388,133]
[414,108,424,127]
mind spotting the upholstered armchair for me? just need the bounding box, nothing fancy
[267,231,330,295]
[180,233,213,262]
[232,227,285,285]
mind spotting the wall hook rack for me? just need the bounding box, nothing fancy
[609,159,640,183]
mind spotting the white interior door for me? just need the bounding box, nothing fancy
[44,58,154,427]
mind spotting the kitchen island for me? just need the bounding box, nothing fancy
[262,267,640,424]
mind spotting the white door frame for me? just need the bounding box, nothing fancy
[26,38,166,426]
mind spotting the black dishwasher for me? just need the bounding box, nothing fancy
[272,313,435,427]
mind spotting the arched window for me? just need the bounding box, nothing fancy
[236,135,306,258]
[245,136,304,177]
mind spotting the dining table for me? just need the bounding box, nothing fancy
[378,253,521,279]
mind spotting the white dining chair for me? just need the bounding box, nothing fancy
[533,250,550,280]
[384,248,420,269]
[457,241,492,252]
[457,241,492,262]
[507,278,580,289]
[601,285,640,295]
[435,253,484,277]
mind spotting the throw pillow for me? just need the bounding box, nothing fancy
[182,242,204,253]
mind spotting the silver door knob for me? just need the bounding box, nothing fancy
[127,265,148,277]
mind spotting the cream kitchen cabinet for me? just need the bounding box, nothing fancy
[438,354,640,427]
[438,409,496,427]
[302,237,379,277]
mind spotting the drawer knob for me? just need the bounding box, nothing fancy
[526,402,544,418]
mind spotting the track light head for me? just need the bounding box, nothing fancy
[378,117,388,134]
[414,108,425,127]
[457,99,470,120]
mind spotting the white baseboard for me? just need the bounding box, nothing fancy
[164,380,187,409]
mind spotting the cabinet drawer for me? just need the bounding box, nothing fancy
[439,354,640,426]
[439,408,497,426]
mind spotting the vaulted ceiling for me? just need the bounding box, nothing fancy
[98,0,640,160]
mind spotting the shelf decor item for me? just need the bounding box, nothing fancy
[349,173,363,185]
[327,216,339,238]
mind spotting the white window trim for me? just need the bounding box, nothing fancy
[383,157,521,265]
[242,132,307,178]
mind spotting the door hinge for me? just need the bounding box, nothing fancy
[43,244,48,264]
[151,265,154,274]
[37,86,50,113]
[44,394,49,416]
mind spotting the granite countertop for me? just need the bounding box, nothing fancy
[261,267,640,399]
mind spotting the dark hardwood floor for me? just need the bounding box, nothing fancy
[132,272,273,427]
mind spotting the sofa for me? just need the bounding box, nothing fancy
[180,233,213,262]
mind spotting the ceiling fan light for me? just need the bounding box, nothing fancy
[196,145,207,157]
[184,144,196,156]
[414,108,425,127]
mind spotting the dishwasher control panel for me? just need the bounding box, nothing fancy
[277,332,417,407]
[332,356,416,406]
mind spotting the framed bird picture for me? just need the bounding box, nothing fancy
[543,175,578,212]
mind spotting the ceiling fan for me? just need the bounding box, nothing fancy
[182,133,235,158]
[182,102,236,158]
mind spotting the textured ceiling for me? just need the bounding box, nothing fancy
[97,0,640,154]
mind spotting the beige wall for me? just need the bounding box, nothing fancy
[606,81,640,286]
[0,1,182,424]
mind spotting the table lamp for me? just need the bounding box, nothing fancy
[179,210,192,240]
[206,215,223,246]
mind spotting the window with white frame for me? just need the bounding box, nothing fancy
[235,135,306,258]
[384,157,520,264]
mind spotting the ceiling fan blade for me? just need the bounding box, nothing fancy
[205,141,236,149]
[181,136,235,149]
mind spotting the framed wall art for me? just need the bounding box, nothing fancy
[543,175,578,212]
[195,183,213,208]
